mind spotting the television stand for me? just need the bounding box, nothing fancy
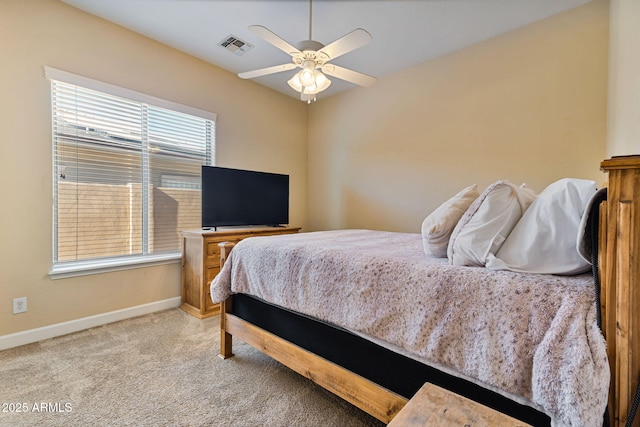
[180,226,301,318]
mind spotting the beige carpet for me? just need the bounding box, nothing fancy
[0,309,384,427]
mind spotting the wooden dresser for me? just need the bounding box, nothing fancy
[180,227,301,319]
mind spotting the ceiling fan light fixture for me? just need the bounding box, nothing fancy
[299,60,316,86]
[287,68,331,100]
[311,71,331,92]
[287,73,303,91]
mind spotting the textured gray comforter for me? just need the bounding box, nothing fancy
[210,229,609,426]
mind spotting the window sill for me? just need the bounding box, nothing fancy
[49,253,181,280]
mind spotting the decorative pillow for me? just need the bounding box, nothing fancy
[421,184,479,257]
[486,178,597,275]
[447,180,536,266]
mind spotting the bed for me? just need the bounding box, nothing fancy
[209,156,640,427]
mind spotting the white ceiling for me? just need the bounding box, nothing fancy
[60,0,592,100]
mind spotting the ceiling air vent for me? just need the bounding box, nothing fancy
[218,35,253,56]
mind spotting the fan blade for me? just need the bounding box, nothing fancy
[238,63,297,79]
[317,28,372,61]
[321,64,376,87]
[248,25,301,56]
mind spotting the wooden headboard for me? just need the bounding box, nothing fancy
[600,155,640,427]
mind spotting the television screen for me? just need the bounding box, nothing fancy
[201,166,289,228]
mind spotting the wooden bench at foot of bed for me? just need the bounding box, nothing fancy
[388,382,531,427]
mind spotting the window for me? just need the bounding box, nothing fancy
[46,67,216,278]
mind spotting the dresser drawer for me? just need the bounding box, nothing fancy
[206,241,221,260]
[206,239,241,264]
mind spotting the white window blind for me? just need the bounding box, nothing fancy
[46,67,215,277]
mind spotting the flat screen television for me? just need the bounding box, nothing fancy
[201,166,289,229]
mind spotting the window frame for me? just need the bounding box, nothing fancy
[45,67,216,279]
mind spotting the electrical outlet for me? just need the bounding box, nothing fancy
[13,297,27,314]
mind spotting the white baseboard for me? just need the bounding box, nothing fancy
[0,297,182,351]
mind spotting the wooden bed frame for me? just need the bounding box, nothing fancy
[216,155,640,427]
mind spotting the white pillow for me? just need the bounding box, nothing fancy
[421,184,479,257]
[448,180,536,266]
[486,178,597,275]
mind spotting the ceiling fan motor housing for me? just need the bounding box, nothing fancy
[293,41,330,68]
[297,39,324,52]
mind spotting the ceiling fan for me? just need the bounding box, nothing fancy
[238,0,376,103]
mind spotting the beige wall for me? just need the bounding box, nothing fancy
[607,0,640,156]
[307,0,609,232]
[0,0,307,335]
